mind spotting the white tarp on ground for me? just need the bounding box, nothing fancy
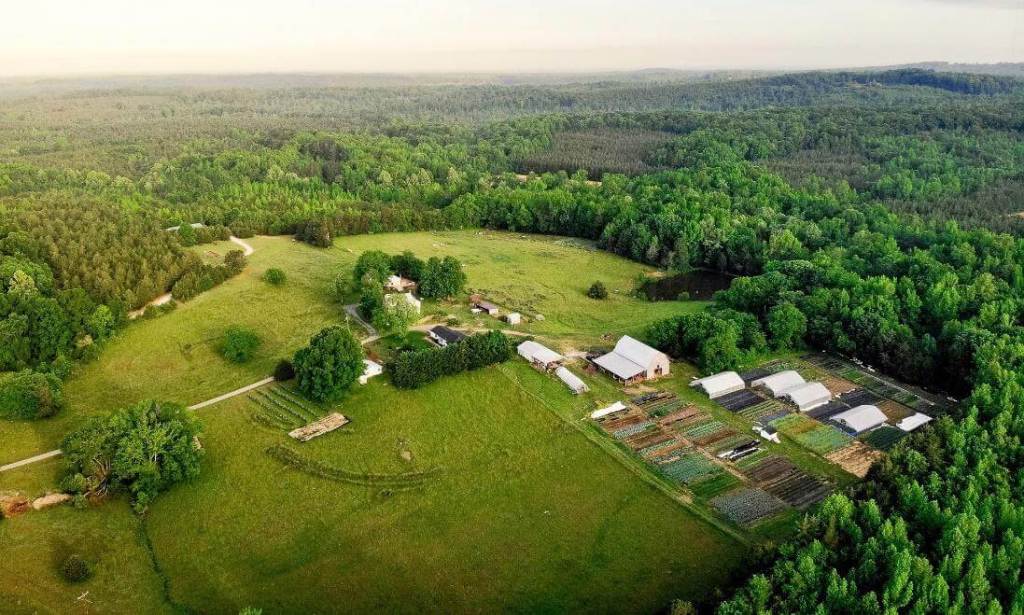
[783,382,832,411]
[897,412,934,432]
[556,366,589,394]
[690,371,745,398]
[359,359,383,385]
[517,340,563,367]
[591,401,627,419]
[831,404,887,434]
[751,370,806,396]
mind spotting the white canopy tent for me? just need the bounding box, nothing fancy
[751,370,806,396]
[896,412,933,432]
[831,404,887,434]
[690,371,745,398]
[783,382,832,411]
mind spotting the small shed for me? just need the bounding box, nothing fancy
[505,312,522,326]
[359,359,383,385]
[474,300,500,316]
[429,326,466,347]
[783,382,832,412]
[896,412,933,432]
[556,366,589,395]
[831,404,887,434]
[591,401,627,419]
[751,370,806,396]
[517,340,563,369]
[690,371,745,398]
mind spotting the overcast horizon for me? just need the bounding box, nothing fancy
[2,0,1022,78]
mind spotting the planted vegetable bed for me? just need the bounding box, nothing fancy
[710,488,788,526]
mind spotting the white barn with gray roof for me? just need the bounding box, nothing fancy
[593,336,670,383]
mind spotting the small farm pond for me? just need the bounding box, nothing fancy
[641,270,735,301]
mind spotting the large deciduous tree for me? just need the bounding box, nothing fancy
[293,326,364,401]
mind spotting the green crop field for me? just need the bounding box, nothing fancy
[0,231,739,614]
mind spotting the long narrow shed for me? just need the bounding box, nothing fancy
[690,371,745,398]
[556,366,589,394]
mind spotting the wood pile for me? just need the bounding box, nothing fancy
[288,413,350,442]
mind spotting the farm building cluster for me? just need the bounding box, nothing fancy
[586,352,945,528]
[689,355,942,479]
[517,340,589,394]
[469,295,521,326]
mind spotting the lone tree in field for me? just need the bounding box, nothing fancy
[293,326,364,401]
[60,400,202,513]
[220,326,261,363]
[587,281,608,299]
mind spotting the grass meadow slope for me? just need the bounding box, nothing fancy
[0,231,735,614]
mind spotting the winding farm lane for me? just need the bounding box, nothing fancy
[128,236,255,319]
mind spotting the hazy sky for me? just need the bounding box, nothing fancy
[1,0,1021,76]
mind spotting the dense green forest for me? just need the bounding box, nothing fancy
[4,67,1024,612]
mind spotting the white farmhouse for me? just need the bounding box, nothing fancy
[593,336,670,384]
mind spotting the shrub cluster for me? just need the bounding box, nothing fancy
[262,268,287,285]
[0,369,65,420]
[388,330,512,389]
[220,326,261,363]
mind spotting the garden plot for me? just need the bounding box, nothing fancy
[738,455,832,509]
[715,390,765,412]
[769,414,852,455]
[876,399,915,422]
[248,386,324,431]
[710,488,788,526]
[860,426,908,451]
[826,442,884,478]
[805,399,851,421]
[801,353,948,414]
[738,400,788,422]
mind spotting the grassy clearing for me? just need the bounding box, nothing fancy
[1,231,745,613]
[0,230,697,463]
[128,364,742,613]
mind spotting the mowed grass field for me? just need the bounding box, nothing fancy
[1,231,740,614]
[0,231,697,462]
